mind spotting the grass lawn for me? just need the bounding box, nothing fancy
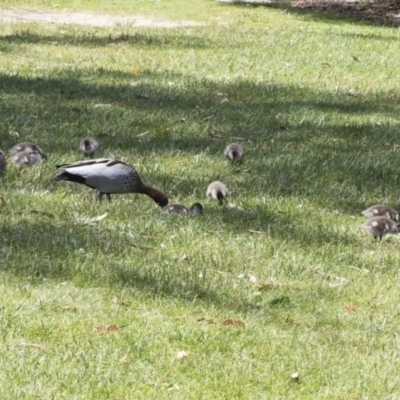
[1,0,400,398]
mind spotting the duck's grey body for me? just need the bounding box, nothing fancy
[162,203,203,215]
[10,149,43,166]
[361,216,400,241]
[10,142,47,160]
[206,181,228,205]
[0,150,6,175]
[224,143,244,162]
[362,205,399,222]
[53,158,168,206]
[79,137,99,157]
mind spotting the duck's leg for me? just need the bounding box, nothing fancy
[106,194,112,202]
[98,192,104,203]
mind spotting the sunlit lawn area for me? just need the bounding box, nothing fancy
[1,1,400,398]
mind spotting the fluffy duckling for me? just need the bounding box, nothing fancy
[361,205,399,222]
[361,216,400,241]
[224,143,244,162]
[206,181,228,205]
[0,150,6,175]
[9,149,44,167]
[162,203,203,215]
[53,158,168,206]
[79,137,99,158]
[9,142,47,160]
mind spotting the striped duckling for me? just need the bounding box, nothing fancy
[9,148,44,167]
[0,150,6,175]
[361,216,400,241]
[52,158,168,206]
[224,143,244,162]
[10,142,47,160]
[361,204,399,222]
[162,203,203,215]
[206,181,228,205]
[79,136,99,158]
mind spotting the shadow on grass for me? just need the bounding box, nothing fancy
[1,12,400,222]
[0,29,214,51]
[0,218,290,313]
[219,0,400,28]
[0,215,358,315]
[1,67,400,215]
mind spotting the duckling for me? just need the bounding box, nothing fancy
[9,142,47,160]
[361,216,400,241]
[224,143,244,162]
[162,203,203,215]
[0,150,6,175]
[9,149,44,166]
[361,205,399,222]
[79,137,99,158]
[206,181,228,205]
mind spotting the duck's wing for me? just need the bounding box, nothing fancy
[56,158,112,169]
[55,158,133,183]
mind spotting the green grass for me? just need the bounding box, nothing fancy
[1,1,400,398]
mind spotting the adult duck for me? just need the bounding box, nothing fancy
[53,158,168,206]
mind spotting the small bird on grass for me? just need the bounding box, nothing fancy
[162,203,203,215]
[361,216,400,241]
[52,158,168,206]
[9,142,47,161]
[206,181,228,205]
[9,149,44,167]
[361,204,399,222]
[224,143,244,162]
[79,137,99,158]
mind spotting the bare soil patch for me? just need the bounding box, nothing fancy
[0,7,207,28]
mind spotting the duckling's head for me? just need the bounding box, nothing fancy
[27,144,47,160]
[190,203,204,215]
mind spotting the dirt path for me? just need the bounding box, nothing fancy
[1,2,399,27]
[0,7,207,28]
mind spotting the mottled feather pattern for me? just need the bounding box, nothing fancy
[362,205,399,222]
[361,216,400,241]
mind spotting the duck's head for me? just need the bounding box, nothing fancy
[146,187,168,207]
